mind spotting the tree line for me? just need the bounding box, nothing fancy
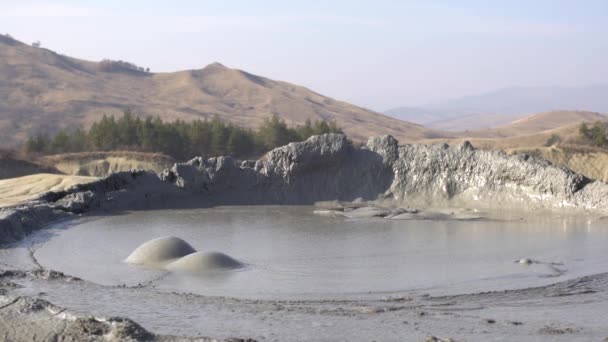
[25,112,343,160]
[98,59,150,73]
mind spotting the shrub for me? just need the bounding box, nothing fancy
[544,134,561,147]
[98,59,149,73]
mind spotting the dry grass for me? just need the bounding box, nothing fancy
[38,151,174,177]
[422,111,608,182]
[449,111,607,139]
[504,146,608,182]
[0,173,96,207]
[0,37,446,147]
[424,111,607,149]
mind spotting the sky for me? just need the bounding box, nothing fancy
[1,0,607,110]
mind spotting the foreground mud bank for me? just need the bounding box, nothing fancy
[0,293,254,341]
[0,270,256,341]
[1,268,607,341]
[0,295,211,341]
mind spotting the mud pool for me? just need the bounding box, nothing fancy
[2,206,608,340]
[4,206,608,299]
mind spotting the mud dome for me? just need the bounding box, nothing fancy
[167,251,243,272]
[125,236,196,266]
[125,236,243,272]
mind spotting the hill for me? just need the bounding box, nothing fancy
[424,111,608,182]
[383,107,447,126]
[425,111,608,150]
[462,111,607,139]
[0,35,444,147]
[386,85,608,130]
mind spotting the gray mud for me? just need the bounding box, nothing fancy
[2,207,608,341]
[2,134,608,340]
[1,268,607,341]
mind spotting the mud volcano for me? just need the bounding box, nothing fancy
[167,251,244,272]
[125,236,196,265]
[126,236,243,272]
[3,134,608,341]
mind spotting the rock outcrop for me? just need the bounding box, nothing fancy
[161,134,393,204]
[162,133,608,211]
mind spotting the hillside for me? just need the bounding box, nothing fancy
[462,111,607,139]
[0,35,444,147]
[386,85,608,130]
[423,111,608,182]
[424,111,607,146]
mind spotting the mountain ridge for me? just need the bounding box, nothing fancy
[0,35,445,147]
[386,85,608,131]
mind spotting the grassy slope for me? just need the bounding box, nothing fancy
[0,35,446,147]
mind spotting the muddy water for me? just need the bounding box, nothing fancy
[20,206,608,300]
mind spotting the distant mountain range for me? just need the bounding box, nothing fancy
[386,85,608,131]
[0,35,444,147]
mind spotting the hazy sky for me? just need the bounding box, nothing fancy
[2,0,607,110]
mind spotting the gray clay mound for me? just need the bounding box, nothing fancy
[166,251,244,272]
[125,236,196,265]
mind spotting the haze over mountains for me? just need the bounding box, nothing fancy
[0,35,442,147]
[386,85,608,131]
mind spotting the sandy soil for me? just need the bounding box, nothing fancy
[0,173,96,207]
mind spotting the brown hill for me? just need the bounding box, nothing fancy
[424,111,606,148]
[424,111,608,182]
[461,111,607,139]
[0,35,445,147]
